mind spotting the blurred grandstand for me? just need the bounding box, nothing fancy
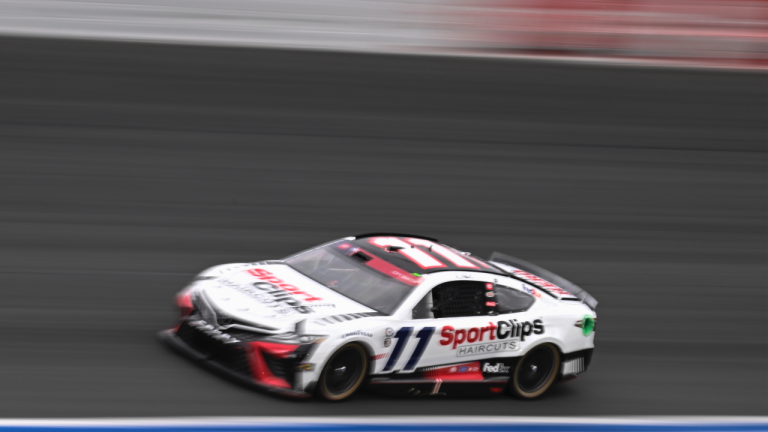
[449,0,767,68]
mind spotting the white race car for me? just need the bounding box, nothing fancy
[159,233,597,401]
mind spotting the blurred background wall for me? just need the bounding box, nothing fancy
[0,0,765,68]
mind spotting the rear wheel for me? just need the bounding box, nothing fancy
[318,343,368,401]
[508,343,560,399]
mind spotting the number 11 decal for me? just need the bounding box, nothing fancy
[383,327,435,372]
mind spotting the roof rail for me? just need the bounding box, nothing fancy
[353,233,439,242]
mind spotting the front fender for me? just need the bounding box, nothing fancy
[298,333,382,393]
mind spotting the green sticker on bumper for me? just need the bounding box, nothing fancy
[582,315,595,336]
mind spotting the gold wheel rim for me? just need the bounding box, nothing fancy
[320,344,367,401]
[512,343,560,398]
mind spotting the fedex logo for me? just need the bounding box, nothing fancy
[523,285,542,298]
[483,363,510,373]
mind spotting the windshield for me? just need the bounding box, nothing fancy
[285,241,423,315]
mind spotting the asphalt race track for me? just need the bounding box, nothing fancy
[0,37,765,417]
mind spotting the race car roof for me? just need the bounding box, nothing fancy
[350,234,506,276]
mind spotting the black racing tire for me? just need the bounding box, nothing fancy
[318,343,368,401]
[508,343,560,399]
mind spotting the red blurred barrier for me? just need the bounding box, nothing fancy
[456,0,768,68]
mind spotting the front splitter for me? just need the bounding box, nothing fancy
[157,329,311,399]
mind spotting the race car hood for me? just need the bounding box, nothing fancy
[194,263,377,333]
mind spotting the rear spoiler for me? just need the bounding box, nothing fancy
[489,252,597,310]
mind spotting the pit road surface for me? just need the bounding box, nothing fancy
[0,37,765,417]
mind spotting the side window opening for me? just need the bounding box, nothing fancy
[412,290,434,319]
[413,281,486,319]
[496,285,535,313]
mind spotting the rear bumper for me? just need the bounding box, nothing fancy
[157,329,311,399]
[559,348,594,383]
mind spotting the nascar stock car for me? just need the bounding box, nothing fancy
[159,233,598,401]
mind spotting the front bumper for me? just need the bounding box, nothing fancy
[157,327,312,399]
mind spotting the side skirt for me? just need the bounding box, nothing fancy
[365,377,509,398]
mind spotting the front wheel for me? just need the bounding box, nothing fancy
[508,343,560,399]
[318,343,368,401]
